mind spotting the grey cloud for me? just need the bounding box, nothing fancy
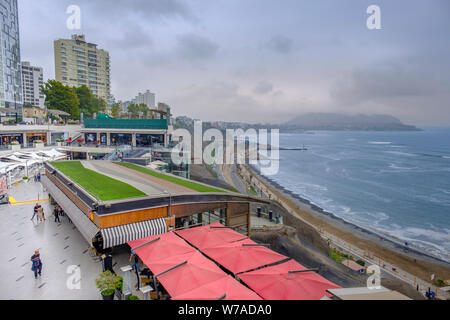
[176,33,219,61]
[253,81,274,95]
[79,0,196,21]
[265,35,294,54]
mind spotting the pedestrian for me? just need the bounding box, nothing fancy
[58,206,65,217]
[129,250,140,289]
[30,250,42,279]
[31,203,40,221]
[53,206,60,223]
[37,172,41,182]
[37,206,45,222]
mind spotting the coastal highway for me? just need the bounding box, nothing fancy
[239,164,450,300]
[322,231,449,300]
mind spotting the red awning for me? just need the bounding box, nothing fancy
[156,251,228,298]
[171,275,262,300]
[175,222,247,250]
[238,259,341,300]
[128,232,195,267]
[201,238,288,274]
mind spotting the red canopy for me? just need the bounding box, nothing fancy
[238,259,341,300]
[175,222,247,250]
[156,251,228,297]
[171,275,262,300]
[201,238,288,274]
[128,232,195,267]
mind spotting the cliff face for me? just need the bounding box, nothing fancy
[283,113,420,131]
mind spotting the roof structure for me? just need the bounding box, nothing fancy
[239,259,341,300]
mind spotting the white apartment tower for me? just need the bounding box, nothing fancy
[133,90,156,109]
[21,62,44,108]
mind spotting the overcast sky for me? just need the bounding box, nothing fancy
[18,0,450,126]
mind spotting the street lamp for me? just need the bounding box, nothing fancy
[163,190,172,217]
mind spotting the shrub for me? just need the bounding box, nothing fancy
[95,271,122,296]
[356,259,366,267]
[10,141,20,145]
[128,295,139,300]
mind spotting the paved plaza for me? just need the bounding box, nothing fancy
[0,180,140,300]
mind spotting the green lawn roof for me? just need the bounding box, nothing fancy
[50,161,146,201]
[116,162,227,193]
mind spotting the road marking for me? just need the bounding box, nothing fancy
[10,198,50,206]
[38,283,46,289]
[16,276,24,282]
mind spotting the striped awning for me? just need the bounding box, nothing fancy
[101,218,167,249]
[41,175,100,244]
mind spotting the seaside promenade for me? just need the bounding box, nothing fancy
[238,164,450,300]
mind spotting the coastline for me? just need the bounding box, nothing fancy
[238,164,450,283]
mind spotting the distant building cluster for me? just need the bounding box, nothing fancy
[0,0,171,122]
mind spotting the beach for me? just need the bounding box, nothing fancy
[219,162,450,288]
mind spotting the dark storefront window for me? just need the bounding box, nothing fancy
[136,134,164,147]
[110,133,132,146]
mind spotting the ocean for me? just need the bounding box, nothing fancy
[264,128,450,262]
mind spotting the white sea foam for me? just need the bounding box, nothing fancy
[384,151,416,157]
[388,163,417,170]
[369,141,392,145]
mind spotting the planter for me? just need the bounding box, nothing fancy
[34,143,44,149]
[56,142,63,147]
[101,290,115,300]
[9,145,21,151]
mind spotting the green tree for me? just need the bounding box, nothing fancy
[138,103,150,118]
[41,80,80,118]
[93,96,108,114]
[127,103,140,119]
[111,103,120,118]
[74,85,95,118]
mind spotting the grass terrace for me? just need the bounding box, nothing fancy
[50,161,147,201]
[116,162,227,193]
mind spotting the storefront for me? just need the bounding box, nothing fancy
[110,133,132,146]
[136,134,164,147]
[0,133,23,146]
[26,133,47,145]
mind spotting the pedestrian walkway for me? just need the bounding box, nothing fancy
[0,181,102,300]
[0,180,149,300]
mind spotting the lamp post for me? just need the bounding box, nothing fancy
[163,190,171,217]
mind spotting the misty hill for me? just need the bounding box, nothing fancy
[283,113,420,131]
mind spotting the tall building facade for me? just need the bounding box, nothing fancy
[54,34,110,103]
[133,90,156,109]
[0,0,23,117]
[21,61,44,108]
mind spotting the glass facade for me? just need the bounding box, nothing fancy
[0,0,23,115]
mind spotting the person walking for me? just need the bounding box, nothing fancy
[37,206,45,222]
[31,203,41,221]
[129,250,140,289]
[31,250,42,279]
[53,206,60,223]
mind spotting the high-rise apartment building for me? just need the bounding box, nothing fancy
[0,0,23,117]
[54,34,110,103]
[133,90,156,109]
[21,61,44,108]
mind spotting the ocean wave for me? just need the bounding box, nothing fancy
[376,227,450,262]
[388,163,417,170]
[369,141,392,145]
[384,151,416,157]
